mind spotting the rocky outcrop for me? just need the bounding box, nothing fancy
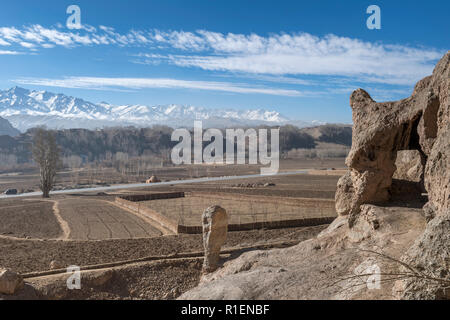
[334,51,450,299]
[393,150,424,183]
[180,52,450,300]
[335,51,450,297]
[335,51,449,226]
[390,150,426,199]
[202,206,228,273]
[50,261,63,270]
[397,209,450,299]
[179,205,425,300]
[0,268,24,295]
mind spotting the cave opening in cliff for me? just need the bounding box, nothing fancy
[391,114,428,204]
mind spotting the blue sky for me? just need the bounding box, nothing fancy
[0,0,448,123]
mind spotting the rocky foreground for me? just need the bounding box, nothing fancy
[180,51,450,300]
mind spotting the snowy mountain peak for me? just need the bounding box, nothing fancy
[0,87,292,132]
[7,86,30,95]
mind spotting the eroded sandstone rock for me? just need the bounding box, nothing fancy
[179,52,449,301]
[336,51,449,227]
[0,268,24,295]
[50,260,63,270]
[393,150,424,183]
[396,209,450,300]
[336,51,450,298]
[202,205,228,273]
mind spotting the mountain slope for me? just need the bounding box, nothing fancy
[0,116,20,137]
[0,87,295,131]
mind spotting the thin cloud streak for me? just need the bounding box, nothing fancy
[0,50,23,55]
[13,76,312,97]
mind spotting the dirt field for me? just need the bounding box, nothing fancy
[4,258,204,300]
[0,158,346,193]
[0,225,326,274]
[125,172,341,200]
[57,198,162,240]
[143,194,335,226]
[0,163,343,300]
[0,199,62,239]
[84,259,203,300]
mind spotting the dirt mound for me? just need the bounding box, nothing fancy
[1,259,203,300]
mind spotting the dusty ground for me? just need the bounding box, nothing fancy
[57,198,162,240]
[1,258,204,300]
[0,173,338,240]
[0,165,342,300]
[0,225,326,274]
[0,199,62,239]
[0,172,335,275]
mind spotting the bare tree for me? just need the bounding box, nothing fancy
[32,128,61,198]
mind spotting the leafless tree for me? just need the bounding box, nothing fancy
[32,128,61,198]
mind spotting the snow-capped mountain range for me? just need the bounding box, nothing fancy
[0,86,314,132]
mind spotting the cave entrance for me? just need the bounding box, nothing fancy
[391,114,428,204]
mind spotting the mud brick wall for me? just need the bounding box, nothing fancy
[119,192,185,202]
[188,192,336,210]
[177,216,336,234]
[115,196,180,234]
[116,192,336,234]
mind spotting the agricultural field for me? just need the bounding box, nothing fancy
[0,169,343,299]
[0,158,345,194]
[0,225,327,274]
[142,193,336,227]
[0,199,62,239]
[57,198,162,240]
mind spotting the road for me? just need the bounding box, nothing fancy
[0,170,308,199]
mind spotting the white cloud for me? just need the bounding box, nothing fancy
[142,32,444,85]
[0,38,10,46]
[0,23,445,86]
[0,27,22,42]
[0,50,22,55]
[14,76,309,97]
[20,41,35,48]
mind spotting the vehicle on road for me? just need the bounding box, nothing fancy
[4,189,18,195]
